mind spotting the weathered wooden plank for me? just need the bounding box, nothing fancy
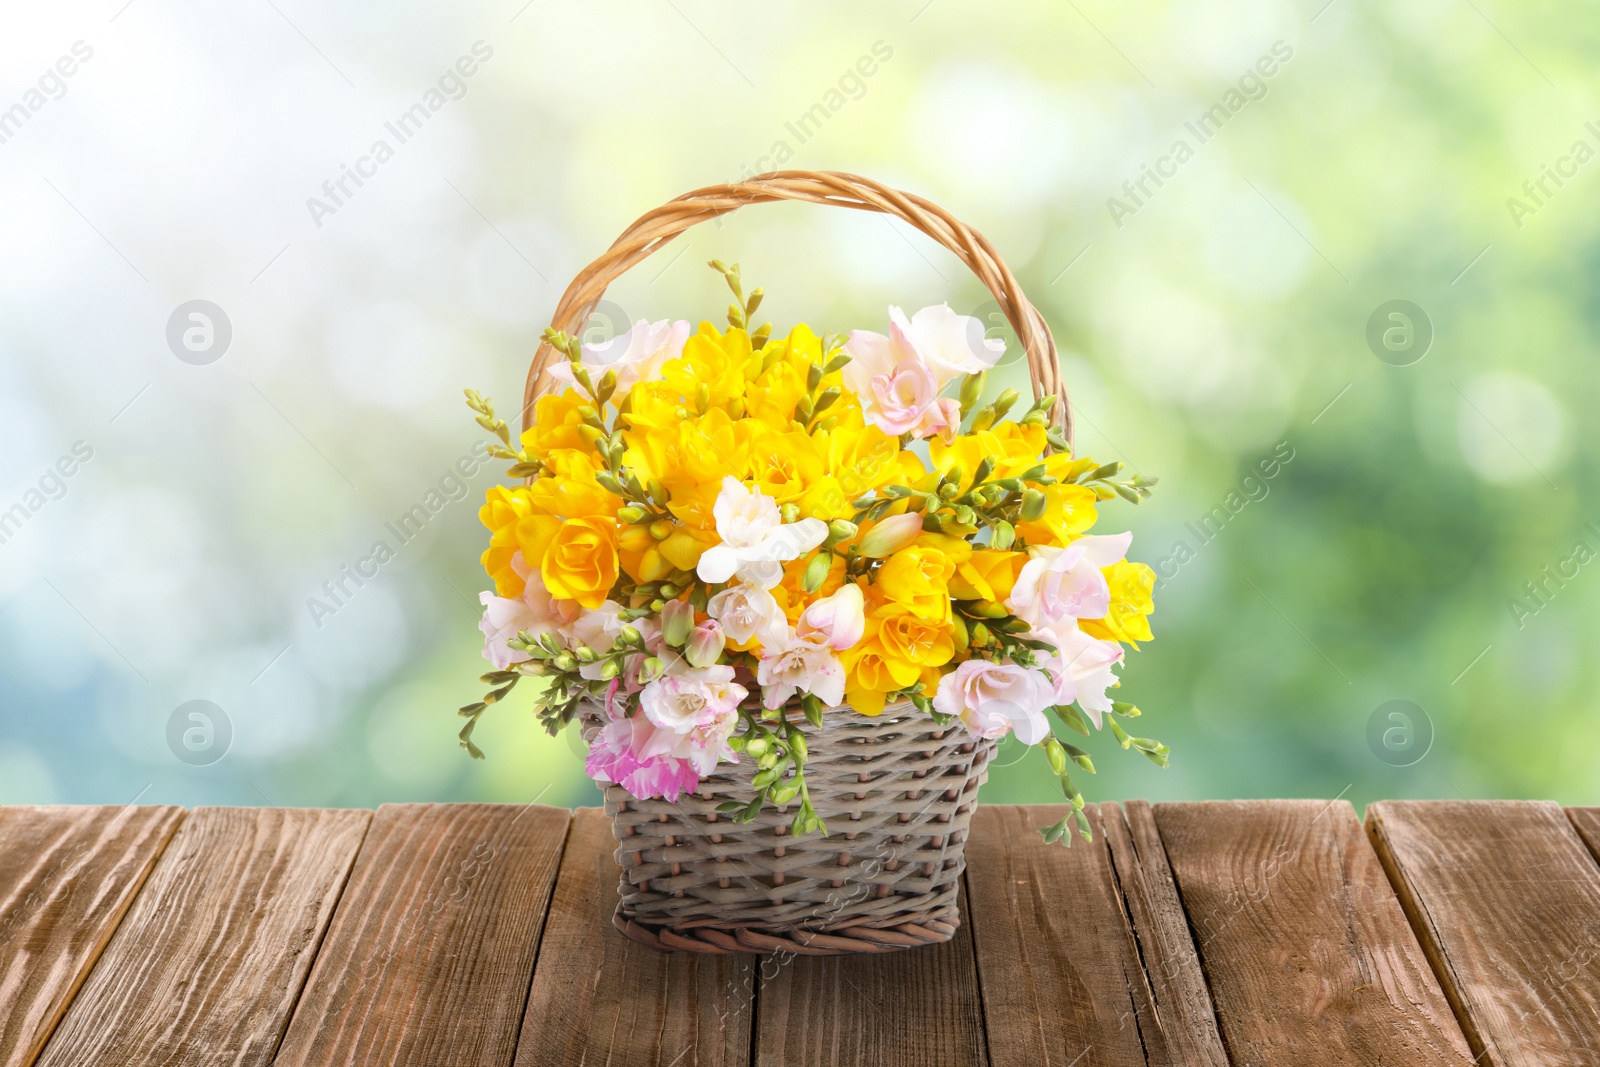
[0,804,183,1067]
[272,803,570,1067]
[754,883,987,1066]
[33,807,368,1067]
[1102,800,1229,1067]
[515,808,753,1067]
[1567,804,1600,862]
[963,804,1155,1066]
[1368,800,1600,1066]
[1158,799,1473,1066]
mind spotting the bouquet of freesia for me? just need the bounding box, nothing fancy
[461,262,1165,845]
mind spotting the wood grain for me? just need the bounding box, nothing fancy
[963,804,1155,1066]
[1567,804,1600,863]
[1102,800,1229,1067]
[516,808,753,1067]
[33,806,368,1067]
[1158,799,1473,1066]
[0,804,183,1067]
[1370,800,1600,1066]
[271,803,570,1067]
[754,882,987,1066]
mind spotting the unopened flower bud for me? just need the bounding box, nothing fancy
[660,599,694,648]
[685,620,726,668]
[1020,488,1047,521]
[824,519,858,548]
[857,512,923,558]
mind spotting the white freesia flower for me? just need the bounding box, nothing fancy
[546,318,691,392]
[756,629,847,709]
[705,581,788,649]
[696,477,827,588]
[933,659,1057,745]
[1008,532,1133,626]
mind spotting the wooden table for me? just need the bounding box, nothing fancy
[2,799,1597,1066]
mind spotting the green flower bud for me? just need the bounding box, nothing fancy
[660,599,694,648]
[824,519,858,548]
[1020,488,1047,521]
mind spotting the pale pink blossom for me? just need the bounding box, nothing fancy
[933,659,1057,745]
[756,631,846,709]
[547,318,690,392]
[797,582,866,651]
[478,568,574,670]
[844,304,997,438]
[706,581,788,649]
[1007,533,1133,627]
[638,665,748,775]
[1034,621,1125,726]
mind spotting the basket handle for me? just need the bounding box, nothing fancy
[521,169,1071,447]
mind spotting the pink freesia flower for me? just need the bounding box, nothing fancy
[706,580,788,649]
[1008,533,1133,627]
[756,630,846,709]
[844,304,998,438]
[933,659,1056,745]
[638,665,748,775]
[797,583,866,650]
[1033,621,1125,726]
[586,698,701,802]
[477,567,575,670]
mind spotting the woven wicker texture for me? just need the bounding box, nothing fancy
[522,169,1072,447]
[583,705,994,955]
[536,170,1060,954]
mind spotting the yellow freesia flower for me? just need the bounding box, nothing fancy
[1016,483,1099,546]
[479,484,537,597]
[1080,560,1157,646]
[748,424,826,504]
[523,450,620,520]
[875,605,955,670]
[948,548,1029,603]
[522,390,599,461]
[824,418,925,499]
[540,516,619,609]
[930,422,1048,486]
[661,324,754,411]
[875,544,955,622]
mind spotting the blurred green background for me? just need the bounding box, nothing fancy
[1,0,1593,815]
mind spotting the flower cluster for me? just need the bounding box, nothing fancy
[462,262,1164,843]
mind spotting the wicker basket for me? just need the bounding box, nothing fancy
[525,171,1075,955]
